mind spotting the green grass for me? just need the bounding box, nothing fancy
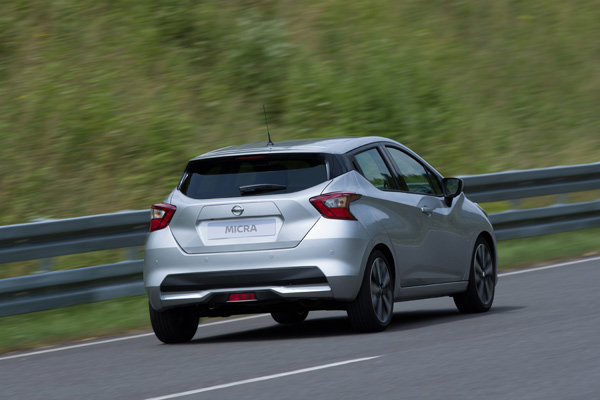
[0,296,151,354]
[2,228,598,354]
[0,248,140,279]
[498,227,600,270]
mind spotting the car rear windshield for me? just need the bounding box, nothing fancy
[179,153,330,199]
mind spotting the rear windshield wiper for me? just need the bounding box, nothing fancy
[239,184,287,195]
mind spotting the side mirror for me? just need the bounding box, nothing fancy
[442,178,464,206]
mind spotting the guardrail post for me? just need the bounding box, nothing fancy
[556,193,569,205]
[127,246,142,261]
[37,258,54,274]
[509,199,521,210]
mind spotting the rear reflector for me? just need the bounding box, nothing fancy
[309,192,361,220]
[228,293,256,302]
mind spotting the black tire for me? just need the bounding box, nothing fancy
[271,309,309,324]
[453,237,496,313]
[149,303,199,344]
[347,250,394,332]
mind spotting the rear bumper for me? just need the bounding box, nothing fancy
[160,267,328,292]
[144,218,372,311]
[150,267,332,309]
[146,283,335,313]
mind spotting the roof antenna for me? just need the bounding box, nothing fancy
[263,105,274,147]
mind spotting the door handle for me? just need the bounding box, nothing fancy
[420,206,433,216]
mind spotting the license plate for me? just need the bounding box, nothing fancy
[207,218,277,240]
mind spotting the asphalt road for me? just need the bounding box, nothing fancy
[2,256,600,400]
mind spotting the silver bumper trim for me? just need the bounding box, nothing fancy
[160,284,333,302]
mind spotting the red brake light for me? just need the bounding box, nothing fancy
[236,156,266,160]
[309,192,361,220]
[150,203,177,232]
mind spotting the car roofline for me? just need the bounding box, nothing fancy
[191,136,401,160]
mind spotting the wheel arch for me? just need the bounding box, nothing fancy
[371,243,396,285]
[477,230,498,283]
[350,242,397,301]
[347,243,396,332]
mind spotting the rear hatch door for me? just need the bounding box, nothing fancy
[168,153,333,253]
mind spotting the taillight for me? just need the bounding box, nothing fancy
[309,192,361,220]
[150,203,177,232]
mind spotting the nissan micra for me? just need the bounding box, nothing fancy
[144,136,497,343]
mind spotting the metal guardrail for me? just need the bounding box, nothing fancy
[0,211,149,317]
[461,162,600,240]
[488,200,600,241]
[0,261,145,317]
[0,210,148,264]
[0,162,598,317]
[461,163,600,203]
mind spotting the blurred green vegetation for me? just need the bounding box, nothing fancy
[1,0,599,226]
[498,227,600,269]
[0,248,138,279]
[0,295,151,354]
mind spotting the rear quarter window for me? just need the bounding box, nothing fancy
[353,148,398,190]
[179,154,330,199]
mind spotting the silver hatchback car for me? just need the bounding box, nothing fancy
[144,136,497,343]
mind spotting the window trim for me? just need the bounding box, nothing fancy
[349,145,401,192]
[381,145,445,197]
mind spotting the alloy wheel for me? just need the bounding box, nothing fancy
[370,257,393,323]
[473,243,494,305]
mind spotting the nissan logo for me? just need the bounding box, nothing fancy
[231,205,244,216]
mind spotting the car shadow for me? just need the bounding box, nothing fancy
[185,305,523,345]
[387,305,523,332]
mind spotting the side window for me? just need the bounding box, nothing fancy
[386,147,442,195]
[354,148,398,190]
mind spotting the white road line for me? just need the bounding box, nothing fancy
[0,314,268,362]
[499,255,600,277]
[145,356,381,400]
